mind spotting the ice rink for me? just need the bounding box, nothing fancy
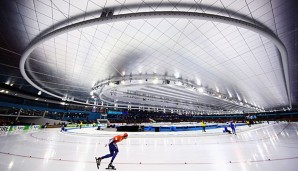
[1,122,298,171]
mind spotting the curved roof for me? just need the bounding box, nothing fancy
[0,0,297,114]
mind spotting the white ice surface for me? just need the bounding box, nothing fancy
[1,122,298,171]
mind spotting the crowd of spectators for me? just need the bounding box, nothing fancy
[0,117,35,126]
[107,110,298,124]
[107,110,240,124]
[2,107,298,126]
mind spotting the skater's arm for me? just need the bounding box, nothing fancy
[109,137,114,144]
[105,137,114,147]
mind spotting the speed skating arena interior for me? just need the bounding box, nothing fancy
[0,1,298,171]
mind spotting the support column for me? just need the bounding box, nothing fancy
[43,111,47,118]
[16,108,22,121]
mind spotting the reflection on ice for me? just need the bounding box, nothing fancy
[0,122,298,171]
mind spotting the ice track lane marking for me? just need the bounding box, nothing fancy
[0,151,298,165]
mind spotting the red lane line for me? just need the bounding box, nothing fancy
[1,151,298,165]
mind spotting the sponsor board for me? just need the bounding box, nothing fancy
[1,125,41,136]
[66,124,78,128]
[66,124,93,128]
[30,125,41,131]
[0,126,10,136]
[9,126,25,134]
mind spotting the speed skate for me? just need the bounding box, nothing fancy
[95,157,101,169]
[106,163,116,170]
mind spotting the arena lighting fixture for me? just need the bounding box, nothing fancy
[227,90,232,98]
[196,78,201,86]
[236,93,242,101]
[188,87,195,91]
[61,95,74,102]
[152,78,159,84]
[176,81,182,86]
[37,91,42,95]
[216,87,219,93]
[99,85,264,113]
[198,87,204,93]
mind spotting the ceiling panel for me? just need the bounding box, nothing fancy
[0,0,296,112]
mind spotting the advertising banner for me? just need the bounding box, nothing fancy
[66,124,94,128]
[24,125,30,131]
[1,125,41,136]
[9,126,25,134]
[0,126,10,136]
[30,125,41,131]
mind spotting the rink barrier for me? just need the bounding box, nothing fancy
[64,122,246,132]
[128,123,247,132]
[0,125,41,136]
[63,122,271,139]
[0,126,9,136]
[66,124,97,128]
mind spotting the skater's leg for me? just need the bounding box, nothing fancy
[111,149,118,163]
[101,153,113,159]
[101,143,115,159]
[110,144,119,163]
[232,127,236,134]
